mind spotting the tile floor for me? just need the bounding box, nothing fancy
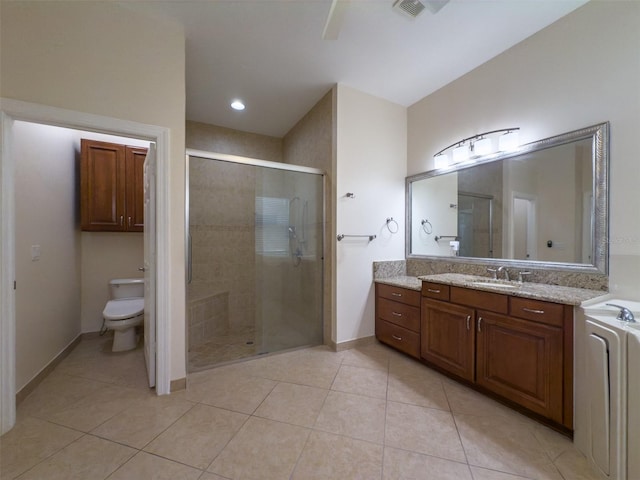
[1,336,600,480]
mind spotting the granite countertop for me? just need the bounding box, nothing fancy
[376,273,606,305]
[375,275,422,291]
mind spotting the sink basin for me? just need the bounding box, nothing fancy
[468,280,521,290]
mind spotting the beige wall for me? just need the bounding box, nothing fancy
[408,1,640,298]
[1,1,187,381]
[187,121,283,162]
[336,85,407,344]
[13,122,81,391]
[80,233,145,333]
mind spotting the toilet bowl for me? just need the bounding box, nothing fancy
[103,278,144,352]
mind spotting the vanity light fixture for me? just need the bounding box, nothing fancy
[452,143,470,163]
[498,129,520,152]
[433,127,520,167]
[434,152,449,169]
[473,136,493,156]
[230,99,246,111]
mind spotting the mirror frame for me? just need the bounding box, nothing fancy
[405,122,609,274]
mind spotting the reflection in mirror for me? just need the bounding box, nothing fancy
[406,123,608,273]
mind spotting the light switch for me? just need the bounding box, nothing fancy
[31,245,41,261]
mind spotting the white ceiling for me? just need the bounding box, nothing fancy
[129,0,588,138]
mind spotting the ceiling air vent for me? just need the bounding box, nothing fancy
[392,0,426,19]
[392,0,450,18]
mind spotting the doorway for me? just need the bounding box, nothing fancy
[0,99,171,435]
[512,193,537,261]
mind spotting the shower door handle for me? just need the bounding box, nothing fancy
[187,232,192,284]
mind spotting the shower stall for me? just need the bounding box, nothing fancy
[186,151,324,370]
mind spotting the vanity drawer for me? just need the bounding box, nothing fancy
[376,318,420,358]
[422,282,450,301]
[377,297,420,332]
[510,297,564,327]
[377,283,421,307]
[450,286,508,314]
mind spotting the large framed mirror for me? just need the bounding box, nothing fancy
[406,122,609,274]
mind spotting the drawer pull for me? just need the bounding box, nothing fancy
[522,307,545,315]
[392,334,403,341]
[427,288,441,293]
[120,215,124,226]
[391,292,403,297]
[478,317,483,333]
[466,315,470,331]
[392,312,403,317]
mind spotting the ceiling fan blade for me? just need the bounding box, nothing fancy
[323,0,349,40]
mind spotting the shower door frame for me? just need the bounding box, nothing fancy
[184,149,326,368]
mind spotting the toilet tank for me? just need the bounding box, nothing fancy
[110,278,144,299]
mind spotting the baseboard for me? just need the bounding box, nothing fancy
[334,335,376,352]
[170,377,187,392]
[16,334,82,406]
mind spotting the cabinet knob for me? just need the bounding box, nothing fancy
[128,216,132,227]
[120,215,124,226]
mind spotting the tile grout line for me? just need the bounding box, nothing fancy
[381,353,391,480]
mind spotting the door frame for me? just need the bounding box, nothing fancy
[0,98,172,434]
[509,191,538,261]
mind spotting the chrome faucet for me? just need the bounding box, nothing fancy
[606,303,636,322]
[497,266,510,281]
[518,271,532,283]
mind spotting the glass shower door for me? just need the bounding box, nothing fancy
[187,153,324,370]
[254,167,324,355]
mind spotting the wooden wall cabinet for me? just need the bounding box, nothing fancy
[81,139,147,232]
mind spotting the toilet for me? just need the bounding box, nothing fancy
[103,278,144,352]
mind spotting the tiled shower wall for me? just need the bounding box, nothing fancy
[188,158,257,341]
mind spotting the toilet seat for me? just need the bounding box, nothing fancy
[103,298,144,321]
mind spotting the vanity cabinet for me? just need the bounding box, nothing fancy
[421,299,475,381]
[375,283,421,358]
[81,139,147,232]
[421,283,572,429]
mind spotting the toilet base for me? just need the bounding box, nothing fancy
[111,327,139,352]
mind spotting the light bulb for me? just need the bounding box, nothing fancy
[473,137,493,157]
[230,100,245,111]
[499,130,519,152]
[434,153,449,169]
[452,144,469,163]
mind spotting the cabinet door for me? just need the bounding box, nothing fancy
[125,146,147,232]
[81,139,126,231]
[476,310,563,423]
[421,299,475,381]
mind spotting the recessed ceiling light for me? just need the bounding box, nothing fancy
[230,100,245,111]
